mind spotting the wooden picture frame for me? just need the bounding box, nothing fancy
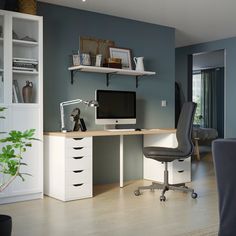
[80,36,115,65]
[109,47,132,70]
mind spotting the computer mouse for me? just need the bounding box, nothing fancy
[135,128,141,131]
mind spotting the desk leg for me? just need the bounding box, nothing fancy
[120,135,124,188]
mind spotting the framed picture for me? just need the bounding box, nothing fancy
[80,36,115,65]
[109,47,132,70]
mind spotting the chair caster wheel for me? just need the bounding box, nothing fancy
[160,196,166,201]
[191,192,198,199]
[134,190,141,196]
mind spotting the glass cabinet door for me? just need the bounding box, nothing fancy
[0,14,4,104]
[12,17,39,104]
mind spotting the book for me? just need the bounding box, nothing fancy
[12,85,17,103]
[13,80,22,103]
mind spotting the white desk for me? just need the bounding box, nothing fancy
[44,129,178,201]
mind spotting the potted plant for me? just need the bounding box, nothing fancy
[0,107,37,236]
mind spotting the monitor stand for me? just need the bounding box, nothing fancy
[104,124,117,130]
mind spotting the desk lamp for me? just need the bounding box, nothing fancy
[60,98,99,132]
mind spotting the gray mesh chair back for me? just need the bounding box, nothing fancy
[176,102,196,156]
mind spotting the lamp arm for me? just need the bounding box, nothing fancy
[60,99,84,107]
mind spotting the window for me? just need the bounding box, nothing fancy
[192,72,203,126]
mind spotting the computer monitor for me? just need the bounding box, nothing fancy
[95,90,136,128]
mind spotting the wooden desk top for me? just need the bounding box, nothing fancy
[44,129,176,138]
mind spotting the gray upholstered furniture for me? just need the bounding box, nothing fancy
[134,102,197,201]
[212,139,236,236]
[193,127,218,160]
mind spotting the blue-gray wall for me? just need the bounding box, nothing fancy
[38,3,175,184]
[176,37,236,138]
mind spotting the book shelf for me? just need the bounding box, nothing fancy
[13,39,38,47]
[68,65,156,88]
[0,9,43,204]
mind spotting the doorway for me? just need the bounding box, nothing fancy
[191,49,225,138]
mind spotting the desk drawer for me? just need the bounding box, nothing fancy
[66,182,92,200]
[66,169,91,186]
[66,146,92,158]
[66,155,91,171]
[66,137,92,149]
[173,157,191,170]
[172,168,191,183]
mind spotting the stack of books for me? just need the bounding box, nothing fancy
[13,58,38,72]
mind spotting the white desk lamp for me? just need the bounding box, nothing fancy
[60,98,98,132]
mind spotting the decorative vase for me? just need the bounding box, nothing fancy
[0,215,12,236]
[18,0,37,15]
[22,81,33,103]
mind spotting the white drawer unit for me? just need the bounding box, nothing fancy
[44,135,93,201]
[143,133,191,184]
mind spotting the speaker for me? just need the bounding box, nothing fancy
[80,118,87,132]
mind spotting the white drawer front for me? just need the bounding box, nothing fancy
[173,157,191,171]
[66,146,92,158]
[66,156,91,171]
[66,183,92,200]
[171,168,191,184]
[66,137,92,149]
[66,169,91,186]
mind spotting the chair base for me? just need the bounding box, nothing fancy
[134,162,198,201]
[134,182,197,201]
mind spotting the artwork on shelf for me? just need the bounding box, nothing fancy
[109,47,132,70]
[79,36,115,65]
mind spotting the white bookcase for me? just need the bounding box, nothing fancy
[0,10,43,204]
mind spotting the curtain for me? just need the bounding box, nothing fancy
[201,68,224,137]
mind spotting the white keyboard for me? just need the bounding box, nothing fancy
[107,129,135,131]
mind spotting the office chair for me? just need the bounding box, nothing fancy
[134,102,197,201]
[212,139,236,236]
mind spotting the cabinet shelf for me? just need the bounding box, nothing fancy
[13,70,38,75]
[68,65,156,88]
[13,39,38,47]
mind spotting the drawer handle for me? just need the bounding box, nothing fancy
[73,170,84,173]
[73,156,84,160]
[73,138,83,141]
[178,170,184,173]
[73,147,84,150]
[73,183,84,187]
[178,159,184,162]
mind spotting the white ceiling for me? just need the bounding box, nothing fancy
[39,0,236,47]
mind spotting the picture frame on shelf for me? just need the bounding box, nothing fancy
[109,47,132,70]
[80,36,115,65]
[72,54,81,66]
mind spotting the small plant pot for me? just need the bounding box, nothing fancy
[0,215,12,236]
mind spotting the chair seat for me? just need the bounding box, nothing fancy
[143,146,190,162]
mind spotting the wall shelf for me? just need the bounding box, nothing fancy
[68,65,156,88]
